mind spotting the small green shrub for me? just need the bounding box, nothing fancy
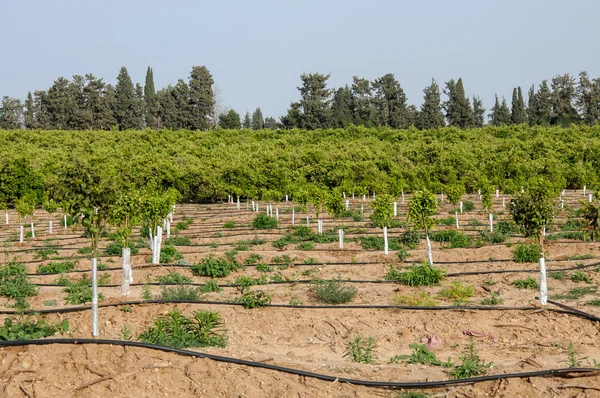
[344,335,376,364]
[138,310,226,348]
[175,217,194,231]
[160,285,203,300]
[245,253,263,265]
[297,241,315,250]
[571,271,593,284]
[481,293,503,305]
[393,292,438,307]
[105,242,139,256]
[77,246,93,255]
[0,262,38,308]
[159,246,183,264]
[439,216,455,226]
[451,338,492,379]
[512,244,540,263]
[200,279,222,293]
[252,214,278,229]
[62,275,107,304]
[511,276,540,290]
[191,256,240,278]
[255,263,273,272]
[547,231,584,241]
[548,271,567,281]
[156,272,193,284]
[310,279,357,304]
[0,315,69,340]
[234,274,268,292]
[552,286,597,300]
[438,282,474,304]
[463,200,475,212]
[385,263,446,286]
[165,236,192,246]
[392,343,453,367]
[223,221,236,228]
[37,261,76,274]
[272,255,294,265]
[34,247,59,260]
[236,290,272,308]
[430,230,472,248]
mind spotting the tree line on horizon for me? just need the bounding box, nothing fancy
[0,66,598,131]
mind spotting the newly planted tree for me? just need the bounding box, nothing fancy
[324,188,346,249]
[15,197,35,243]
[371,194,394,255]
[446,183,465,228]
[54,158,119,336]
[140,188,180,264]
[42,196,58,234]
[309,185,327,233]
[407,190,438,264]
[509,178,558,305]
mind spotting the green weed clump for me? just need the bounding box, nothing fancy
[223,221,236,228]
[0,315,69,341]
[310,279,357,304]
[438,281,474,304]
[200,279,222,293]
[451,338,492,379]
[138,310,226,348]
[175,217,194,231]
[344,335,376,364]
[0,262,38,309]
[481,293,503,305]
[571,271,592,284]
[156,272,193,284]
[190,255,241,278]
[385,262,446,286]
[105,242,140,256]
[37,260,76,274]
[511,276,540,290]
[62,274,109,304]
[552,286,597,300]
[160,285,203,301]
[251,214,278,229]
[165,236,192,246]
[512,244,540,263]
[393,292,438,307]
[430,230,472,248]
[236,290,272,308]
[390,343,453,367]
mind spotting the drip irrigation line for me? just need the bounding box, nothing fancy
[0,339,598,389]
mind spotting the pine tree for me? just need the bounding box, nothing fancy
[551,74,578,126]
[32,90,50,130]
[264,117,278,130]
[132,83,144,129]
[156,86,176,129]
[536,80,552,126]
[297,73,332,129]
[242,112,252,129]
[372,73,408,128]
[351,76,376,126]
[443,78,473,128]
[576,71,599,125]
[489,95,510,126]
[527,85,539,126]
[115,67,136,129]
[418,79,445,129]
[0,96,23,129]
[171,79,191,129]
[218,109,241,129]
[188,66,214,131]
[510,87,526,124]
[251,107,264,130]
[97,84,117,130]
[144,67,158,129]
[406,105,419,127]
[47,77,75,129]
[331,86,352,127]
[23,92,35,129]
[280,103,302,128]
[472,96,486,127]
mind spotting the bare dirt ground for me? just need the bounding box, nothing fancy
[2,192,600,397]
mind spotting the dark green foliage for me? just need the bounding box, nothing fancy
[138,310,226,348]
[156,272,193,284]
[385,263,446,286]
[200,279,222,293]
[511,276,540,290]
[105,242,140,256]
[62,275,107,304]
[159,245,184,263]
[463,200,475,212]
[496,221,516,235]
[188,66,215,131]
[0,315,69,341]
[511,87,527,124]
[175,217,194,231]
[512,244,541,263]
[418,78,445,129]
[115,66,142,130]
[236,290,272,308]
[552,286,597,300]
[451,338,492,379]
[443,78,473,128]
[160,285,203,300]
[0,262,38,308]
[546,231,584,241]
[430,230,472,248]
[37,261,76,274]
[252,214,278,229]
[245,253,263,265]
[393,343,454,367]
[489,95,511,126]
[570,271,592,284]
[191,256,240,278]
[271,255,294,265]
[219,109,241,129]
[223,220,236,229]
[165,236,192,246]
[310,279,357,304]
[34,247,59,260]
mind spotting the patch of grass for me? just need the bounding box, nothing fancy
[165,236,192,246]
[430,230,472,248]
[271,255,295,266]
[156,272,193,284]
[297,241,315,250]
[175,217,194,231]
[481,293,503,305]
[552,286,597,300]
[43,300,57,307]
[190,256,241,278]
[234,274,268,292]
[391,343,453,367]
[571,271,593,284]
[344,335,376,364]
[37,261,76,274]
[158,246,183,264]
[236,290,272,308]
[548,271,567,281]
[438,216,456,226]
[62,275,108,304]
[567,253,596,261]
[547,231,584,241]
[495,221,516,235]
[393,292,438,306]
[311,278,357,304]
[468,219,483,226]
[586,299,600,307]
[0,315,69,340]
[511,276,540,290]
[463,200,475,212]
[562,342,587,367]
[251,214,278,229]
[138,310,227,348]
[393,392,430,398]
[160,285,203,300]
[303,257,319,265]
[200,279,222,293]
[479,231,509,244]
[77,246,93,255]
[451,338,492,379]
[245,253,263,265]
[255,263,273,272]
[512,244,540,263]
[105,242,139,256]
[0,262,38,309]
[385,262,446,286]
[289,297,301,306]
[34,247,59,260]
[270,273,284,282]
[438,282,474,304]
[223,221,236,228]
[141,284,152,300]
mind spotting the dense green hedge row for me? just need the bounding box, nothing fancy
[0,125,599,203]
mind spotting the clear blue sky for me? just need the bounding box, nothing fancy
[2,0,599,120]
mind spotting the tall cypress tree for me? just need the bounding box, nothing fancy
[576,71,599,125]
[489,95,510,126]
[133,83,144,129]
[443,78,473,128]
[551,74,578,126]
[372,73,408,129]
[144,67,158,129]
[188,66,214,131]
[242,112,252,129]
[350,76,376,126]
[23,92,35,129]
[331,86,352,127]
[115,66,136,130]
[527,85,539,126]
[418,79,445,129]
[536,80,552,126]
[251,107,264,130]
[32,90,50,130]
[47,77,74,130]
[511,87,526,124]
[472,95,486,127]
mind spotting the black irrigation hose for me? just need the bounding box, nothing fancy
[0,338,598,389]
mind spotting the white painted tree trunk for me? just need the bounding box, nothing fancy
[166,220,171,239]
[5,213,8,225]
[255,204,259,213]
[169,211,173,223]
[584,185,587,196]
[455,211,459,229]
[339,228,344,249]
[352,192,354,199]
[63,215,67,229]
[383,227,388,255]
[426,235,433,265]
[237,197,240,210]
[285,195,288,202]
[589,194,593,202]
[19,225,24,243]
[401,190,405,204]
[343,192,346,199]
[489,213,493,232]
[440,192,444,202]
[363,194,366,201]
[91,257,99,336]
[502,197,505,208]
[252,201,255,211]
[459,201,463,213]
[276,208,279,220]
[121,247,132,296]
[561,200,564,209]
[539,257,547,305]
[345,200,349,210]
[49,220,52,234]
[361,204,364,214]
[30,222,35,238]
[394,202,398,216]
[317,219,322,234]
[149,229,154,251]
[306,216,309,226]
[292,209,295,225]
[496,189,499,198]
